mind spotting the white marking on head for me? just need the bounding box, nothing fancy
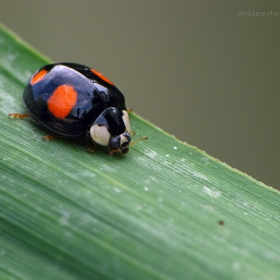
[120,134,129,147]
[122,110,130,133]
[90,124,110,146]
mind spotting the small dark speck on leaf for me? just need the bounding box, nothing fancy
[218,220,224,225]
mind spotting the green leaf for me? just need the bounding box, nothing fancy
[0,24,280,280]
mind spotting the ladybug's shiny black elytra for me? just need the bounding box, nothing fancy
[24,63,126,137]
[12,62,147,154]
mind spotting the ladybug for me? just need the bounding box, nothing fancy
[9,62,147,154]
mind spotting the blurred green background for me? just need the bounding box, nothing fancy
[1,1,279,189]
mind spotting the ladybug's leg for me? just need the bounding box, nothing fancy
[108,148,121,155]
[87,147,95,153]
[87,142,96,153]
[86,131,96,153]
[42,135,58,141]
[8,113,31,119]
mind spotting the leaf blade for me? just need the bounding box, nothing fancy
[0,24,280,280]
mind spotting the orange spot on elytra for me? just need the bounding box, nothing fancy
[47,85,77,118]
[90,69,114,85]
[30,69,48,85]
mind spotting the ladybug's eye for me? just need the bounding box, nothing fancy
[119,133,131,153]
[121,132,131,146]
[110,136,121,150]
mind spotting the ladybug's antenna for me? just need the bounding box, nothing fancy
[130,136,148,147]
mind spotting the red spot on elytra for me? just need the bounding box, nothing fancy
[90,69,114,85]
[30,69,48,85]
[47,85,77,118]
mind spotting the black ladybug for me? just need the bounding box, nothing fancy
[9,63,147,154]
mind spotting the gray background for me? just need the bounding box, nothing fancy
[1,1,279,190]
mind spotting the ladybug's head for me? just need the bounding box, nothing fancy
[90,107,132,154]
[109,131,131,155]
